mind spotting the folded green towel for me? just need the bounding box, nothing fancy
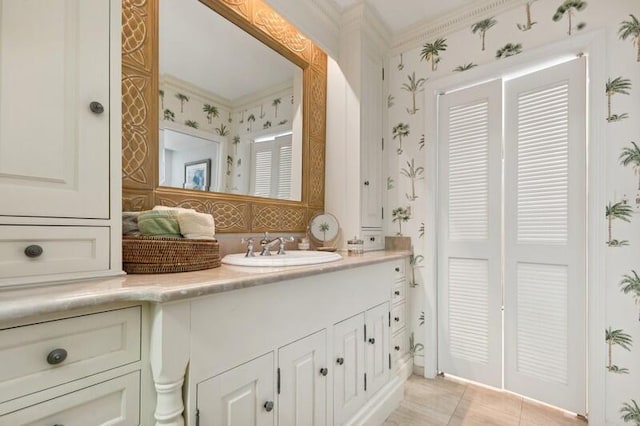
[137,210,182,238]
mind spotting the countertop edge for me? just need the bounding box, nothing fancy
[0,250,410,323]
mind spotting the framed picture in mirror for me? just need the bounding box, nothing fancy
[184,159,211,191]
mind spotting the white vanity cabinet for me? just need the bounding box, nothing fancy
[0,0,122,287]
[0,304,147,426]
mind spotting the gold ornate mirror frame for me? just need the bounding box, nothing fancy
[121,0,327,233]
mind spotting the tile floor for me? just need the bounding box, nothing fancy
[383,375,588,426]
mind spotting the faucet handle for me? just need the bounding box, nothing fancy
[277,236,295,255]
[242,237,256,257]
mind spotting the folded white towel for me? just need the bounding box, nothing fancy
[153,205,196,213]
[178,211,216,240]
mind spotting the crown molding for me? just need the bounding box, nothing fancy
[310,0,342,28]
[341,2,392,52]
[391,0,526,54]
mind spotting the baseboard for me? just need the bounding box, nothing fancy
[346,355,413,426]
[412,364,424,376]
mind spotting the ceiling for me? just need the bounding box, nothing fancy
[159,0,298,102]
[329,0,479,33]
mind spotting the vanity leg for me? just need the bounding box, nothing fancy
[150,303,190,426]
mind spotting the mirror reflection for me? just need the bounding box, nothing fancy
[158,0,303,201]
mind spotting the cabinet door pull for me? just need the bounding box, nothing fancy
[336,357,344,365]
[395,345,401,351]
[47,348,68,365]
[395,267,400,272]
[368,337,375,344]
[394,316,400,322]
[364,180,370,186]
[394,290,401,296]
[89,101,104,114]
[264,401,274,412]
[24,244,43,258]
[370,236,376,242]
[320,367,328,376]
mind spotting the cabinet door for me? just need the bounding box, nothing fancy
[360,50,383,229]
[333,314,366,425]
[365,302,390,396]
[278,330,327,426]
[197,352,275,426]
[0,0,110,219]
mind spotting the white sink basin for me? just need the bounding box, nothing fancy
[221,250,342,267]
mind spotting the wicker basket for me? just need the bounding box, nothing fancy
[122,236,220,274]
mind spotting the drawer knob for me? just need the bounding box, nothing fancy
[46,348,68,365]
[394,290,401,296]
[89,101,104,114]
[364,180,370,186]
[24,244,43,258]
[368,338,375,344]
[395,345,401,351]
[336,357,344,365]
[320,367,328,376]
[264,401,274,412]
[370,237,376,242]
[394,316,400,322]
[395,267,400,272]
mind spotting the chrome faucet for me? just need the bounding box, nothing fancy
[242,237,256,257]
[259,233,293,256]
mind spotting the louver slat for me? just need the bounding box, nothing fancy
[448,101,489,241]
[516,83,569,244]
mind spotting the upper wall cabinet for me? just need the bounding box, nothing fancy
[0,0,122,287]
[0,0,110,219]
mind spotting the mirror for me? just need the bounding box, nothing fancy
[158,0,303,201]
[121,0,327,233]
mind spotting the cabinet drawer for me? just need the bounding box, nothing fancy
[391,329,407,367]
[0,226,110,283]
[0,371,140,426]
[390,302,406,334]
[0,307,141,404]
[391,260,405,280]
[391,281,405,303]
[361,230,383,251]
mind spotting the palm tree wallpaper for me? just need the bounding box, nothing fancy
[517,0,539,31]
[420,37,447,71]
[496,42,523,59]
[605,77,631,122]
[606,201,632,247]
[620,400,640,425]
[401,72,426,115]
[606,326,632,374]
[175,93,189,113]
[386,1,637,421]
[203,104,219,124]
[471,17,497,51]
[619,15,640,62]
[400,159,424,201]
[620,142,640,190]
[392,123,410,155]
[620,271,640,322]
[552,0,587,35]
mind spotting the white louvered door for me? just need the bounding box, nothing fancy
[437,80,503,388]
[503,58,586,414]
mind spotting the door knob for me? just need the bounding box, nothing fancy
[336,357,344,365]
[368,338,375,344]
[24,244,43,258]
[89,101,104,114]
[320,367,328,376]
[47,348,68,365]
[264,401,274,412]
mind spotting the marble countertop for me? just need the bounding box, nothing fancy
[0,250,410,322]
